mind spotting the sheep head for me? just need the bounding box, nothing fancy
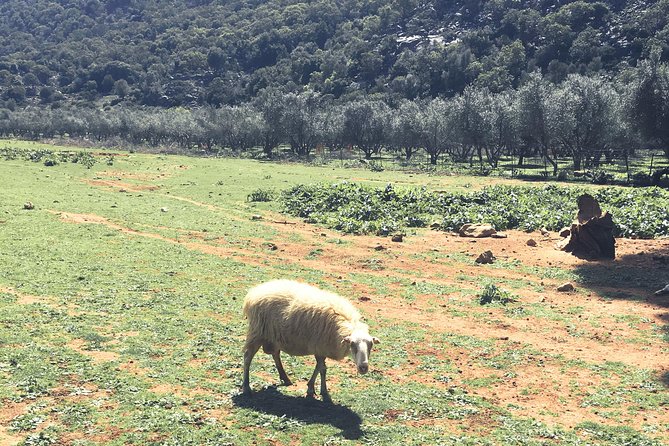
[342,329,380,374]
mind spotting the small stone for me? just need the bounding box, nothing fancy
[429,221,441,230]
[559,227,571,238]
[119,188,127,193]
[23,202,34,210]
[391,234,404,242]
[540,227,550,236]
[251,214,262,220]
[374,245,386,251]
[557,282,575,292]
[527,239,537,247]
[358,296,371,302]
[475,250,495,264]
[491,232,508,239]
[264,243,278,251]
[160,207,168,212]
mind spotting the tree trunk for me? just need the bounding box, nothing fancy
[263,143,273,159]
[545,155,558,176]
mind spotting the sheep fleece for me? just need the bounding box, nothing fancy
[243,280,367,360]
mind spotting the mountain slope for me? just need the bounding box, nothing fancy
[0,0,667,107]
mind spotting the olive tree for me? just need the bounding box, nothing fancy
[342,99,391,159]
[254,88,286,158]
[282,91,324,157]
[419,97,454,165]
[515,71,558,174]
[630,49,669,161]
[390,100,423,161]
[487,90,519,168]
[450,86,493,169]
[547,74,618,170]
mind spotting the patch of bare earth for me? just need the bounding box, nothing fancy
[84,178,160,192]
[97,170,166,181]
[0,287,47,305]
[0,402,29,446]
[67,339,119,363]
[0,383,116,446]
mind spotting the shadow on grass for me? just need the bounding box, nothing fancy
[571,245,669,390]
[571,246,669,307]
[232,386,363,440]
[659,370,669,388]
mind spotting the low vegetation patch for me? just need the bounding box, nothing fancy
[246,188,275,202]
[281,182,669,238]
[0,146,100,168]
[479,284,516,306]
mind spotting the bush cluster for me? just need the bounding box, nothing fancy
[1,147,98,168]
[281,182,669,239]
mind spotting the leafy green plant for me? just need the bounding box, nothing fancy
[631,172,653,187]
[247,188,275,202]
[589,170,615,185]
[479,284,515,305]
[42,155,59,166]
[281,182,669,238]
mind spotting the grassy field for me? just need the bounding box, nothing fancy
[1,139,668,445]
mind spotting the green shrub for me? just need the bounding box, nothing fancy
[631,172,653,187]
[479,284,514,305]
[71,151,96,168]
[247,188,275,202]
[42,155,59,166]
[589,170,614,185]
[280,182,669,239]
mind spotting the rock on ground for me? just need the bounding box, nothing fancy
[475,250,495,264]
[557,282,575,292]
[459,223,496,238]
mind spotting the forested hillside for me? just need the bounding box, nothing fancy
[0,0,668,107]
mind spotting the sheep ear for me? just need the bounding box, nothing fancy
[341,336,352,345]
[372,337,381,344]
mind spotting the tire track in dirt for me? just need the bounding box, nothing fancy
[83,177,252,220]
[50,211,268,269]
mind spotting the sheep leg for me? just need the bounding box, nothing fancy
[272,351,292,386]
[306,356,321,398]
[317,356,331,402]
[242,340,261,395]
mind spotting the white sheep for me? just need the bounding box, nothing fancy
[241,279,379,401]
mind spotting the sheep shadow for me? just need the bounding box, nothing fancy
[232,386,363,439]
